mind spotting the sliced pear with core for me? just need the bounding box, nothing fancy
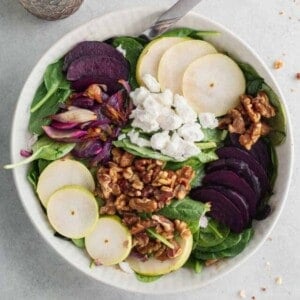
[158,40,217,94]
[182,53,246,116]
[37,159,95,207]
[47,185,98,239]
[126,234,193,276]
[136,37,188,85]
[85,216,132,266]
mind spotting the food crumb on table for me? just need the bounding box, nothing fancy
[275,276,283,285]
[273,60,284,69]
[238,290,246,298]
[261,287,267,291]
[296,73,300,79]
[251,296,256,300]
[279,11,284,15]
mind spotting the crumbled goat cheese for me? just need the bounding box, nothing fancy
[142,74,161,93]
[128,130,151,147]
[129,86,150,106]
[177,123,204,142]
[150,131,170,150]
[130,108,160,132]
[157,108,183,131]
[239,290,246,298]
[155,89,173,107]
[119,262,134,274]
[142,95,165,115]
[275,276,283,285]
[199,215,208,228]
[198,112,219,129]
[117,133,127,141]
[116,44,127,57]
[174,94,197,124]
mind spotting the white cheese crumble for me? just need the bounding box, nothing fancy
[199,215,208,228]
[142,74,161,93]
[128,74,209,160]
[198,112,218,129]
[116,44,127,57]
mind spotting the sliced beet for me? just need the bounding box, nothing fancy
[63,41,126,71]
[216,147,270,196]
[206,158,261,196]
[190,187,245,233]
[227,134,270,171]
[196,185,251,225]
[202,170,258,217]
[67,55,129,80]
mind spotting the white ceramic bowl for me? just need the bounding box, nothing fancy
[11,7,293,294]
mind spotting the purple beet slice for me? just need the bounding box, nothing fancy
[227,134,270,171]
[63,41,126,71]
[202,170,258,217]
[216,147,270,196]
[190,187,245,233]
[206,158,261,196]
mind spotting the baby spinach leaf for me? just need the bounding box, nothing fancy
[160,27,219,40]
[201,128,228,143]
[184,257,204,274]
[190,165,205,188]
[146,228,174,249]
[192,228,253,260]
[4,136,75,169]
[260,83,286,145]
[158,197,210,224]
[196,149,218,164]
[31,60,67,113]
[112,37,144,90]
[135,273,162,283]
[193,219,230,248]
[38,159,52,173]
[27,160,40,190]
[29,88,71,135]
[71,238,85,248]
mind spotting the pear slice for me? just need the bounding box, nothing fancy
[136,37,188,85]
[47,185,98,239]
[158,40,217,94]
[182,53,246,116]
[85,216,132,266]
[126,234,193,276]
[37,159,95,207]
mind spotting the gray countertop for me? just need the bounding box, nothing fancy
[1,0,299,299]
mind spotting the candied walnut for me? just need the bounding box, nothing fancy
[174,219,192,239]
[241,95,261,123]
[174,184,188,200]
[134,158,152,172]
[119,152,134,167]
[152,215,174,232]
[123,167,133,180]
[111,147,123,164]
[97,169,112,199]
[239,123,262,150]
[100,200,116,215]
[122,213,140,226]
[114,195,128,211]
[274,59,283,69]
[261,122,271,136]
[166,240,182,259]
[105,105,126,124]
[252,92,276,118]
[134,232,149,247]
[228,109,246,134]
[136,241,162,255]
[132,179,144,190]
[129,198,158,213]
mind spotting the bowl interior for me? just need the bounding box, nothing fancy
[11,7,293,294]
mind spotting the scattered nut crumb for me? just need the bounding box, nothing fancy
[296,73,300,79]
[291,88,295,92]
[239,290,246,298]
[289,16,292,20]
[275,276,283,285]
[261,287,267,292]
[274,60,284,69]
[267,236,272,241]
[251,296,256,300]
[279,11,284,15]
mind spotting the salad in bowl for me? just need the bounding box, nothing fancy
[5,7,291,292]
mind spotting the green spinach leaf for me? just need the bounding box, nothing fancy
[4,136,75,169]
[160,27,219,40]
[202,128,227,143]
[158,197,210,224]
[29,87,71,135]
[72,238,85,248]
[112,37,144,90]
[27,160,40,190]
[31,60,67,113]
[184,257,204,274]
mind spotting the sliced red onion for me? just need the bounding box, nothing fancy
[72,140,103,158]
[71,96,95,108]
[42,126,87,142]
[51,121,79,129]
[90,141,112,166]
[20,149,32,157]
[118,79,131,93]
[51,107,97,123]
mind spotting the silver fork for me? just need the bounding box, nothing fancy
[140,0,203,40]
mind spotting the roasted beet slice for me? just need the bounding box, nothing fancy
[67,55,129,93]
[216,147,270,196]
[206,158,261,196]
[227,134,270,171]
[63,41,126,71]
[202,170,258,217]
[190,187,245,233]
[204,185,250,225]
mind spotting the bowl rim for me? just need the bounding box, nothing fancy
[10,6,294,294]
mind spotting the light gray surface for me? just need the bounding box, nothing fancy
[0,0,299,299]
